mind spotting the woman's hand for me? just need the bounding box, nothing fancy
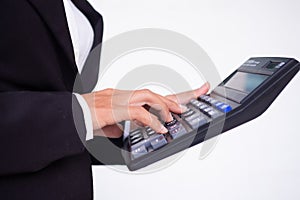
[82,82,210,138]
[82,88,183,137]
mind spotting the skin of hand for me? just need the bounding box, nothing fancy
[82,82,210,138]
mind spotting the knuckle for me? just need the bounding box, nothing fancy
[160,102,169,112]
[140,89,152,95]
[143,89,151,93]
[103,88,114,94]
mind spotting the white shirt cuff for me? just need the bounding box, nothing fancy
[73,93,94,141]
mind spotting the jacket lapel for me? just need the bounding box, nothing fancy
[70,0,103,92]
[71,0,103,49]
[26,0,103,93]
[26,0,78,73]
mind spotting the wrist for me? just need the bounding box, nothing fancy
[81,93,101,130]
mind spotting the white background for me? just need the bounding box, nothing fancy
[88,0,300,199]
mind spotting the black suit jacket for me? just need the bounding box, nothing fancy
[0,0,122,199]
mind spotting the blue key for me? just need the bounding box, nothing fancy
[217,104,232,113]
[214,102,224,107]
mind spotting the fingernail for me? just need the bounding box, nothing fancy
[160,126,168,133]
[205,82,210,88]
[168,113,174,121]
[180,105,188,112]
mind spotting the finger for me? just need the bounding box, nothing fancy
[129,106,168,134]
[130,90,183,114]
[105,105,168,134]
[166,82,210,105]
[157,95,184,114]
[93,124,123,138]
[107,89,182,115]
[129,89,174,122]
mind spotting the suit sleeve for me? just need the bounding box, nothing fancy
[0,91,88,176]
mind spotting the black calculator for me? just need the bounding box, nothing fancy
[121,57,300,171]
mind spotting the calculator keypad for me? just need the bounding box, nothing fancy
[199,95,232,113]
[128,95,232,160]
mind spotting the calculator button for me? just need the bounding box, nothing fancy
[150,135,168,150]
[217,104,232,113]
[138,133,166,149]
[130,134,142,140]
[131,145,148,159]
[186,116,207,129]
[190,99,199,104]
[207,110,221,119]
[194,102,203,108]
[181,109,195,118]
[165,118,178,127]
[131,137,143,145]
[130,130,141,137]
[165,119,181,134]
[199,104,208,110]
[209,99,218,105]
[203,107,213,113]
[145,127,156,136]
[214,102,224,107]
[169,124,187,139]
[199,95,209,102]
[190,99,202,106]
[147,130,156,136]
[205,97,215,105]
[184,112,201,122]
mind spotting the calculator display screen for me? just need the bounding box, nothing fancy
[224,72,268,93]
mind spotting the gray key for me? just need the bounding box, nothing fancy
[190,99,202,107]
[199,104,208,110]
[209,99,218,105]
[133,133,163,150]
[182,109,195,118]
[131,137,143,145]
[208,110,220,119]
[150,135,168,150]
[147,130,156,136]
[184,112,201,122]
[146,134,162,145]
[130,130,141,137]
[203,107,213,113]
[190,99,198,104]
[131,145,148,159]
[187,116,207,129]
[130,133,142,140]
[169,125,188,139]
[200,95,209,102]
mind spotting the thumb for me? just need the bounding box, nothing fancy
[166,82,210,105]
